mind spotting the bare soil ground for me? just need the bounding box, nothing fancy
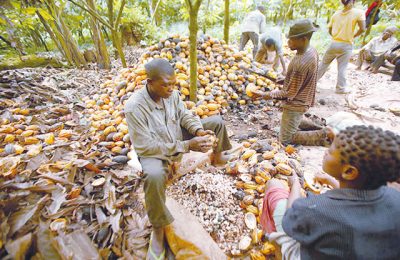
[224,60,400,174]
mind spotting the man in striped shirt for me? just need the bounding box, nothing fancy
[252,19,333,146]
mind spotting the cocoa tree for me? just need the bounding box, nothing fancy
[224,0,229,43]
[185,0,203,102]
[36,0,87,68]
[87,0,110,69]
[68,0,127,67]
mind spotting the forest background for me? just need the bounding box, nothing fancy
[0,0,399,70]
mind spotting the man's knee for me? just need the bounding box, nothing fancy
[202,115,224,131]
[141,158,167,184]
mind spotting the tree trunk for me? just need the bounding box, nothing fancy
[107,0,127,67]
[362,3,381,46]
[58,15,87,67]
[186,0,203,102]
[87,0,111,69]
[37,1,87,68]
[224,0,230,44]
[151,0,162,26]
[36,10,68,59]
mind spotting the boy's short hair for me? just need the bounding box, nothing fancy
[336,125,400,189]
[265,38,276,47]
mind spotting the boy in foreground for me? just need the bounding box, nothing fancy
[252,19,333,146]
[261,125,400,259]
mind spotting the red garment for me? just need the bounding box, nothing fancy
[260,187,290,234]
[366,2,378,17]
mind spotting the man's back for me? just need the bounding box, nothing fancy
[259,27,283,54]
[329,8,364,44]
[280,47,318,111]
[241,10,266,34]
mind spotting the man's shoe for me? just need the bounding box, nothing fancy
[335,88,351,94]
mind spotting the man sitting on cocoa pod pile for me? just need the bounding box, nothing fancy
[124,58,232,259]
[251,19,334,146]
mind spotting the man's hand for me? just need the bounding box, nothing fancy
[276,75,285,85]
[196,129,214,137]
[250,89,272,100]
[189,136,214,153]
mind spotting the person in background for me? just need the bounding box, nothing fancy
[124,59,232,259]
[388,43,400,81]
[262,125,400,259]
[255,27,287,75]
[317,0,365,94]
[251,19,333,146]
[365,0,382,28]
[239,5,267,58]
[357,26,398,72]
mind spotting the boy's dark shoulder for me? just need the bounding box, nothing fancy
[293,186,400,210]
[385,186,400,200]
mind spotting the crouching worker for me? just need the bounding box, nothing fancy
[261,125,400,260]
[252,19,333,146]
[124,58,232,259]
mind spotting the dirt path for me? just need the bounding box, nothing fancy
[225,62,400,173]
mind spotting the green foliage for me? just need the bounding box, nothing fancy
[120,4,159,43]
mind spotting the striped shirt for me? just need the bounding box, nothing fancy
[270,47,318,112]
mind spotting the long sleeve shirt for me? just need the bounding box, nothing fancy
[124,87,203,163]
[363,35,398,56]
[270,47,318,112]
[241,10,267,34]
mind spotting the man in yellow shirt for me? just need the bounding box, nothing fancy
[317,0,365,94]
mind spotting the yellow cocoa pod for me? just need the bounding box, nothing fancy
[59,130,73,139]
[255,176,266,185]
[24,137,40,145]
[4,134,15,143]
[276,163,292,175]
[243,182,258,190]
[181,88,190,96]
[256,185,265,194]
[19,109,30,115]
[247,74,256,82]
[195,107,204,116]
[21,130,34,137]
[241,149,256,160]
[242,141,251,148]
[26,125,40,131]
[261,242,275,255]
[262,151,275,160]
[206,103,219,111]
[118,124,129,135]
[111,146,122,154]
[246,205,259,215]
[104,126,117,136]
[45,133,55,145]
